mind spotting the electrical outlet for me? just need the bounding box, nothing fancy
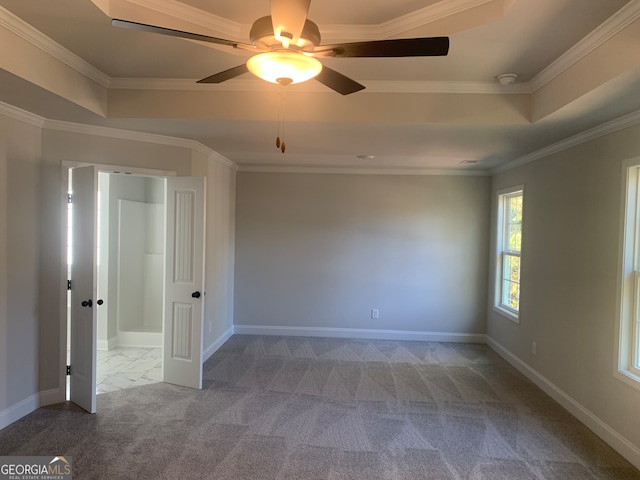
[371,308,379,319]
[532,341,537,355]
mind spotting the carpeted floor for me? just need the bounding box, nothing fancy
[1,335,639,479]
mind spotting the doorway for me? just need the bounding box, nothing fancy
[67,170,167,398]
[65,165,206,413]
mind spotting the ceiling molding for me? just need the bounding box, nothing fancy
[125,0,243,40]
[123,0,496,42]
[379,0,495,38]
[0,101,46,128]
[0,6,111,88]
[3,0,632,98]
[238,165,489,176]
[529,0,640,92]
[491,108,640,175]
[0,102,237,169]
[109,77,532,94]
[44,118,237,169]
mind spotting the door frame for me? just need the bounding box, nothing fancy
[59,161,176,404]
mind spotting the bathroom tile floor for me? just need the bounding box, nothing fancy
[96,347,162,394]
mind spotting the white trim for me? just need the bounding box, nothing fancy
[114,331,162,348]
[494,186,524,321]
[0,101,238,171]
[0,393,39,430]
[377,0,495,39]
[492,305,519,323]
[202,325,235,362]
[321,0,495,40]
[487,336,640,471]
[39,388,64,407]
[0,5,110,87]
[125,0,242,40]
[492,110,640,175]
[238,165,489,176]
[44,119,238,170]
[0,101,45,127]
[97,336,119,351]
[529,0,640,93]
[1,0,636,98]
[613,157,640,392]
[234,325,487,343]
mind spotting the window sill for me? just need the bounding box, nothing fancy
[493,305,520,324]
[614,368,640,392]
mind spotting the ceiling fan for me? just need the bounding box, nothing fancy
[111,0,450,95]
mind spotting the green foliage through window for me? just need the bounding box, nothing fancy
[498,190,523,317]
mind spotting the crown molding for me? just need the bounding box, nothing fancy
[44,118,237,169]
[0,101,46,128]
[238,165,489,176]
[125,0,243,40]
[0,100,236,170]
[491,109,640,175]
[0,6,111,88]
[3,0,634,97]
[124,0,496,42]
[380,0,495,38]
[529,0,640,92]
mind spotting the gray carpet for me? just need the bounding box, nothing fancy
[1,335,639,479]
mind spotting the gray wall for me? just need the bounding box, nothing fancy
[0,115,237,428]
[0,114,42,416]
[192,151,236,350]
[234,173,491,334]
[487,123,640,455]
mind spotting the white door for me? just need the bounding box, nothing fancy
[163,177,205,389]
[69,166,98,413]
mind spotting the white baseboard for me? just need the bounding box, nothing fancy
[116,331,162,348]
[97,336,118,351]
[0,393,39,431]
[0,387,67,431]
[39,388,64,407]
[233,325,487,343]
[487,336,640,471]
[202,325,234,362]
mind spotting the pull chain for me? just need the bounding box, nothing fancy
[276,87,286,153]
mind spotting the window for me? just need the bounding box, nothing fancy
[495,187,524,321]
[616,161,640,387]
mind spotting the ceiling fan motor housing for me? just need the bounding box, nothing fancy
[249,15,321,52]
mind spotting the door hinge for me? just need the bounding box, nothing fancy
[67,193,72,204]
[67,280,72,291]
[66,365,71,376]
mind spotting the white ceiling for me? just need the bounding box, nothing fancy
[0,0,638,172]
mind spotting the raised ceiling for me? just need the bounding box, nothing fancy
[0,0,638,172]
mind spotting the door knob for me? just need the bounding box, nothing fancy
[81,299,93,308]
[191,291,201,299]
[97,299,104,306]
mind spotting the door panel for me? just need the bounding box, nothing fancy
[163,177,205,389]
[69,166,97,413]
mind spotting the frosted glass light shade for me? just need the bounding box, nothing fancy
[246,51,322,85]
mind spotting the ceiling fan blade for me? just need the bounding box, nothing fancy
[197,64,249,84]
[111,18,254,49]
[315,37,450,58]
[270,0,311,45]
[315,66,365,95]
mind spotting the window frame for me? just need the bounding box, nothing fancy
[615,159,640,389]
[494,185,525,323]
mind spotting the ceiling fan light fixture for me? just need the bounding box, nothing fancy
[246,51,323,85]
